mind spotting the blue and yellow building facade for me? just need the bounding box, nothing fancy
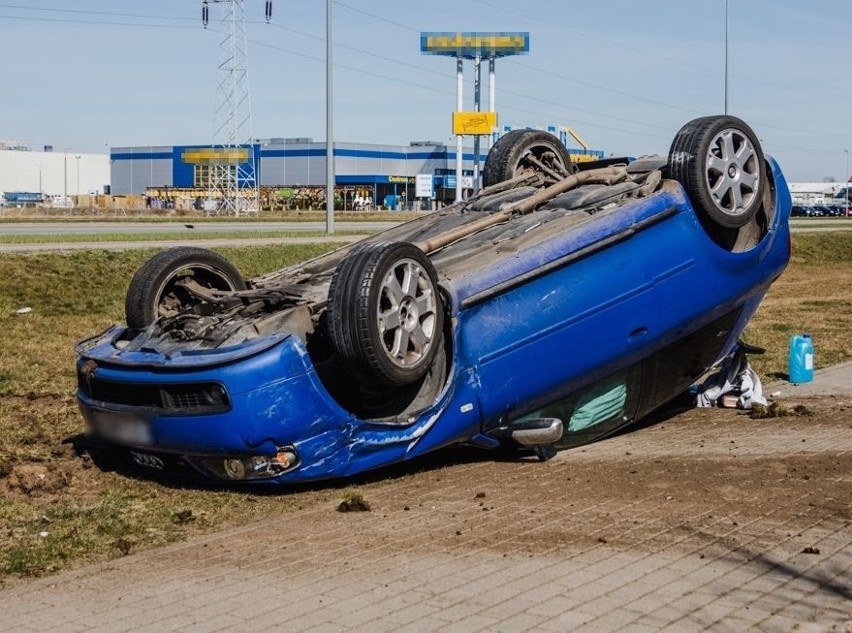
[110,140,476,205]
[111,132,605,206]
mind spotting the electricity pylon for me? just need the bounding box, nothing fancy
[201,0,271,215]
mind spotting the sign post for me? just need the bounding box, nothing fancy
[421,32,529,201]
[415,174,434,210]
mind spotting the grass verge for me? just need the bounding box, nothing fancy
[0,231,367,245]
[744,233,852,377]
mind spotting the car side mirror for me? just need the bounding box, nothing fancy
[510,417,564,447]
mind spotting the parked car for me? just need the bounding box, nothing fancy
[827,204,850,217]
[813,205,837,217]
[76,115,791,484]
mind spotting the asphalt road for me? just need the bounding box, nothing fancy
[0,218,849,235]
[0,219,848,253]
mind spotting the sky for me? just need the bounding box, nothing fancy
[1,0,851,182]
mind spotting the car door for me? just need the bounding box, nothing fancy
[460,230,657,426]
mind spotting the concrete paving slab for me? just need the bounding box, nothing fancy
[767,360,852,399]
[2,372,852,632]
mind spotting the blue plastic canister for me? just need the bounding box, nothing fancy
[788,334,815,384]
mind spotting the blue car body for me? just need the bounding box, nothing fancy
[76,150,791,484]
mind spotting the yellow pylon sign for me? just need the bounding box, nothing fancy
[453,112,498,135]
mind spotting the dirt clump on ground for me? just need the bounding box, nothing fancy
[750,400,814,418]
[3,463,74,497]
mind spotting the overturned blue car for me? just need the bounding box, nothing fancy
[76,115,791,483]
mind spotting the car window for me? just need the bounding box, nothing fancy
[638,308,743,418]
[513,366,642,450]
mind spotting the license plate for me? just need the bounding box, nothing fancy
[88,410,152,446]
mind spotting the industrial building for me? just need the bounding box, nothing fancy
[0,146,110,206]
[110,124,606,210]
[787,181,849,206]
[109,139,474,208]
[1,126,605,211]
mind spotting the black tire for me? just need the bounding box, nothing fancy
[325,244,377,371]
[483,130,573,187]
[327,242,444,387]
[668,115,766,229]
[125,247,246,329]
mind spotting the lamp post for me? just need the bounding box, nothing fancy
[724,0,729,114]
[75,155,81,196]
[325,0,334,234]
[844,149,850,205]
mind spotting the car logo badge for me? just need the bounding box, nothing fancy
[130,451,165,470]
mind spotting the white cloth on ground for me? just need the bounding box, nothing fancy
[695,346,767,409]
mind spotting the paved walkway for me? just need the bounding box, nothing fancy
[768,360,852,399]
[2,368,851,632]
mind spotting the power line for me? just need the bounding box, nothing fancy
[267,22,447,80]
[4,0,850,107]
[0,13,194,28]
[0,3,192,21]
[473,0,852,103]
[333,0,419,34]
[1,3,848,151]
[326,1,847,140]
[265,22,670,136]
[504,58,704,116]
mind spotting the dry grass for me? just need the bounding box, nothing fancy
[0,244,340,583]
[0,233,849,582]
[745,233,852,378]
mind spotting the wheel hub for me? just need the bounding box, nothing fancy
[377,258,437,368]
[707,128,759,217]
[398,296,419,331]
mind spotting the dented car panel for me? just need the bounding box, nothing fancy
[75,117,792,484]
[78,323,484,481]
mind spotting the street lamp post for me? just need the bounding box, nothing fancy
[724,0,729,114]
[325,0,334,234]
[844,149,850,204]
[75,155,81,197]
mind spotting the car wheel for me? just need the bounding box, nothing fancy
[125,247,246,329]
[668,115,766,229]
[327,242,445,387]
[483,130,573,187]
